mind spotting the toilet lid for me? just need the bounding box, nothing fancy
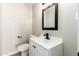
[17,43,29,51]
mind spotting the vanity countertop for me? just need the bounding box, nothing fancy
[30,36,63,50]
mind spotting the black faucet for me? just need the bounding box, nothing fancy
[44,33,50,40]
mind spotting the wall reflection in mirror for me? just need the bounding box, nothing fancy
[42,3,58,30]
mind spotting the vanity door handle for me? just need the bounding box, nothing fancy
[32,45,36,48]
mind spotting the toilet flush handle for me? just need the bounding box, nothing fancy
[17,36,22,38]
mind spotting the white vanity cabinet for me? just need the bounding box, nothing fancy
[29,39,48,56]
[29,37,63,56]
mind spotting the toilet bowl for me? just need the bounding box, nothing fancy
[17,43,29,56]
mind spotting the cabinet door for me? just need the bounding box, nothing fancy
[36,44,48,56]
[29,39,37,56]
[29,39,48,56]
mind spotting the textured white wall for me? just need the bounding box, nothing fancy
[2,3,32,54]
[32,3,78,56]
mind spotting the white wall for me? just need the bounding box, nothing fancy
[2,3,32,54]
[32,3,78,56]
[0,4,2,56]
[77,4,79,52]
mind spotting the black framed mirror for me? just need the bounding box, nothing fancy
[42,3,58,30]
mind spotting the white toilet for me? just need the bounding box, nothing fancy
[17,43,29,56]
[17,35,35,56]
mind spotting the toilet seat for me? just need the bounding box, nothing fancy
[17,43,29,52]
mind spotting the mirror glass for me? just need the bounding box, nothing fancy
[44,5,55,28]
[42,3,58,30]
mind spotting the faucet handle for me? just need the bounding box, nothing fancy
[43,33,48,36]
[43,33,47,36]
[43,33,46,36]
[43,33,50,40]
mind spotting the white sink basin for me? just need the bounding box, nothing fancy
[30,35,63,50]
